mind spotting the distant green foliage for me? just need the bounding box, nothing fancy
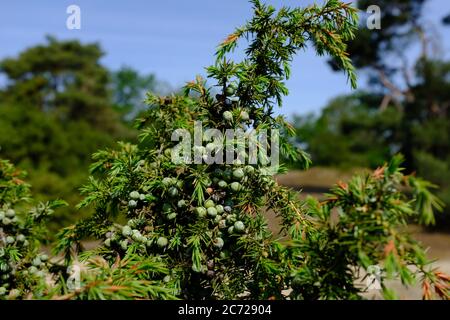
[0,36,114,127]
[293,92,402,168]
[0,38,140,230]
[111,66,172,122]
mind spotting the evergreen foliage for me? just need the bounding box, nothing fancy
[45,0,448,300]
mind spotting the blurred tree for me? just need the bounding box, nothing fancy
[0,36,122,133]
[293,92,402,169]
[0,37,135,230]
[111,66,161,121]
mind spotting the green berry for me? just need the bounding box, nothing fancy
[213,237,224,249]
[223,111,233,122]
[233,168,245,180]
[40,254,48,261]
[122,225,132,237]
[5,209,15,218]
[244,165,255,174]
[177,199,187,208]
[204,199,215,208]
[195,207,207,218]
[233,159,243,165]
[6,236,15,244]
[16,234,26,242]
[218,180,228,188]
[32,257,42,266]
[139,194,146,201]
[157,237,168,248]
[167,212,177,220]
[168,187,178,197]
[162,177,173,186]
[234,221,245,232]
[228,226,235,234]
[128,200,138,208]
[29,266,38,274]
[207,207,218,217]
[2,218,11,225]
[129,191,140,199]
[230,182,241,192]
[225,85,236,96]
[104,239,111,247]
[120,240,129,250]
[216,205,224,214]
[131,230,142,241]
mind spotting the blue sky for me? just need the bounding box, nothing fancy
[1,0,449,117]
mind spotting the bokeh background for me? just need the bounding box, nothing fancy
[1,0,450,297]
